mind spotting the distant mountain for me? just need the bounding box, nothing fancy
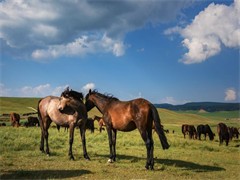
[154,102,240,112]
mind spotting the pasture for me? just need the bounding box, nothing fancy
[0,97,239,179]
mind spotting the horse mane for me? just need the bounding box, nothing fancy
[91,89,119,101]
[61,88,84,102]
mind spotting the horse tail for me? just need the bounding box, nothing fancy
[27,106,38,112]
[150,104,170,150]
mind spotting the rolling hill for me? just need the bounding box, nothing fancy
[154,102,240,112]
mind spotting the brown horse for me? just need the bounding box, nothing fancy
[93,115,106,132]
[38,88,90,160]
[84,89,169,170]
[10,112,20,127]
[182,124,197,139]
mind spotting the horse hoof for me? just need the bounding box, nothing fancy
[85,157,91,161]
[84,155,91,161]
[107,159,113,163]
[69,156,75,160]
[40,148,45,153]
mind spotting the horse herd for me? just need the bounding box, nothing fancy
[3,88,239,170]
[181,123,239,146]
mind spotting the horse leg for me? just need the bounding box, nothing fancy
[44,119,51,156]
[146,127,154,170]
[68,123,75,160]
[39,118,45,153]
[219,135,223,145]
[79,124,90,160]
[112,129,117,161]
[40,128,45,153]
[106,126,114,163]
[138,128,153,170]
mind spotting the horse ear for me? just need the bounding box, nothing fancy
[89,89,92,94]
[65,86,69,92]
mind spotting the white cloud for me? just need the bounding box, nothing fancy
[163,26,182,35]
[225,88,237,101]
[137,48,145,52]
[51,85,69,96]
[20,84,52,97]
[160,96,177,105]
[81,83,95,94]
[160,96,190,105]
[165,0,240,64]
[0,83,69,97]
[0,0,191,60]
[32,34,126,60]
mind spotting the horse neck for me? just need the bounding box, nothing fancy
[91,94,111,114]
[67,99,83,111]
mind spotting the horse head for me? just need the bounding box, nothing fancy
[85,89,96,111]
[58,95,72,112]
[58,88,84,112]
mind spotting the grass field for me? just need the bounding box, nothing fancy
[0,97,239,179]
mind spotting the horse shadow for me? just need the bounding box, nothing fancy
[155,158,225,172]
[96,153,225,172]
[0,169,92,179]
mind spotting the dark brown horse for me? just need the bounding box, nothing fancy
[228,127,239,140]
[84,89,169,170]
[182,124,197,139]
[217,123,229,146]
[38,88,90,160]
[197,124,215,141]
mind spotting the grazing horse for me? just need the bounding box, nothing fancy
[38,88,90,160]
[25,116,39,127]
[197,124,215,141]
[228,127,239,140]
[217,123,229,146]
[10,112,20,127]
[84,89,169,170]
[182,124,197,139]
[93,115,106,132]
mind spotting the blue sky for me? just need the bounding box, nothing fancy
[0,0,239,104]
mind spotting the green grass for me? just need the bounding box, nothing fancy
[0,97,240,179]
[0,126,239,179]
[0,97,40,114]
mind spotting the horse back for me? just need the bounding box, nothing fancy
[217,123,228,134]
[38,96,58,117]
[205,124,213,135]
[217,123,229,138]
[39,96,70,125]
[197,124,204,133]
[106,98,152,131]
